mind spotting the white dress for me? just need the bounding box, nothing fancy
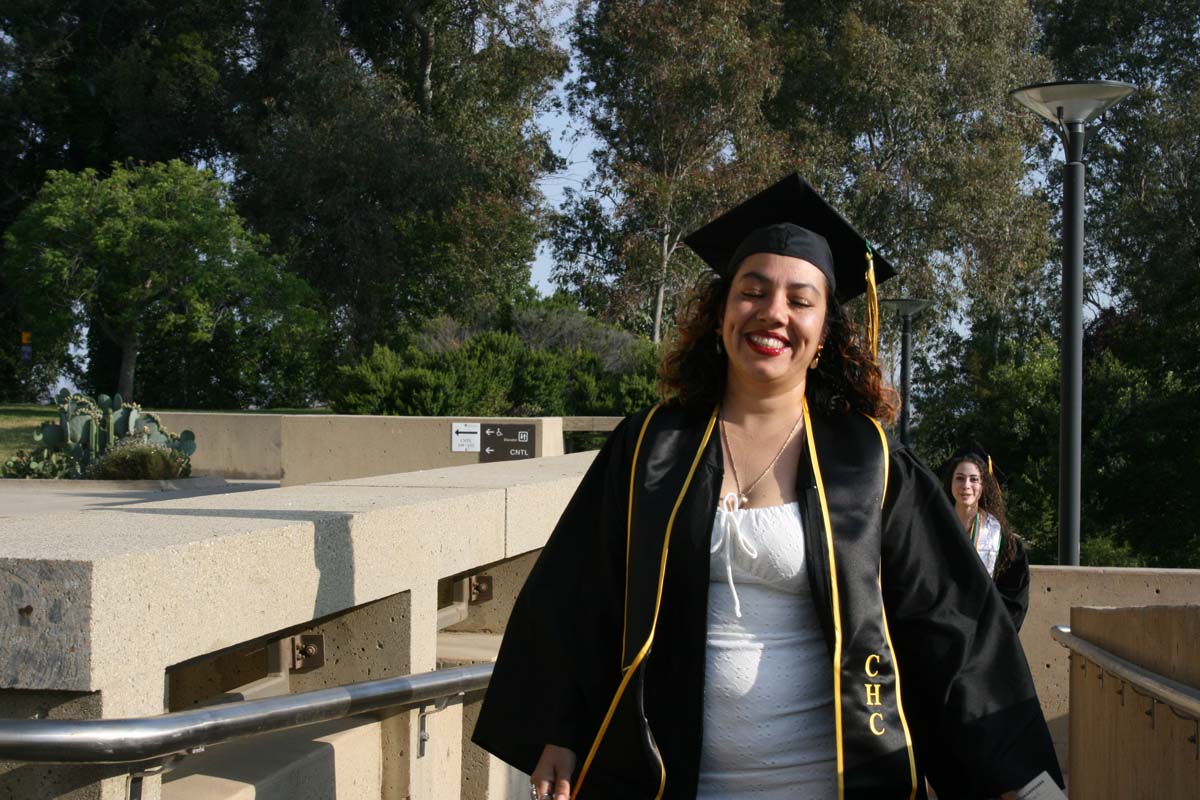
[696,498,838,799]
[973,510,1002,575]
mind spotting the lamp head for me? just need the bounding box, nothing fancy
[879,297,933,318]
[1009,80,1137,126]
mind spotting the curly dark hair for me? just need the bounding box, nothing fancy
[658,271,899,423]
[943,454,1019,577]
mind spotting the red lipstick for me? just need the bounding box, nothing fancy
[744,331,790,356]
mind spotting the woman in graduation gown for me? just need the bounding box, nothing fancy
[944,447,1032,631]
[473,174,1062,800]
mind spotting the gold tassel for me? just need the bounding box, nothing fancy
[865,250,879,361]
[988,455,994,477]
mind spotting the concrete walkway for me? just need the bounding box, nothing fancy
[0,477,280,519]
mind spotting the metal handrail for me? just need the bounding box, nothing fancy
[1051,625,1200,719]
[0,662,493,764]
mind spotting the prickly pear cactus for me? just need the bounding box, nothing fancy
[7,393,197,480]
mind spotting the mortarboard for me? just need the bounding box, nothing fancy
[941,444,1003,482]
[683,173,897,358]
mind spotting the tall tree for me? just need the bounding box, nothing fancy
[4,161,322,400]
[555,0,781,341]
[0,1,248,398]
[1027,0,1200,566]
[766,0,1055,330]
[231,0,567,356]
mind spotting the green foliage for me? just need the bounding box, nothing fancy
[330,306,662,418]
[915,331,1062,563]
[90,438,191,480]
[1017,0,1200,568]
[2,447,85,480]
[5,389,197,480]
[4,161,325,400]
[230,1,567,354]
[558,0,780,339]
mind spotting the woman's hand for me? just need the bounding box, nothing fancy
[531,744,577,800]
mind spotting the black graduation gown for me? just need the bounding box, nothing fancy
[473,403,1062,799]
[994,537,1031,632]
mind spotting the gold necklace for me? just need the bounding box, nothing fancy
[720,410,805,507]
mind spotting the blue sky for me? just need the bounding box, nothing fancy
[528,3,601,296]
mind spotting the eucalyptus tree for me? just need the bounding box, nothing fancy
[555,0,780,341]
[231,0,567,355]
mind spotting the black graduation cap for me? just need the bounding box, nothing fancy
[941,444,1004,482]
[682,173,897,302]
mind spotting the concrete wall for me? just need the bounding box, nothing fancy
[0,452,588,800]
[1022,566,1200,777]
[1065,605,1200,800]
[155,413,565,487]
[157,413,283,480]
[278,416,563,487]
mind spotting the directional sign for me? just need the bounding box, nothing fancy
[451,422,481,453]
[481,423,536,463]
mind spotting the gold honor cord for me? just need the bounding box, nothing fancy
[864,250,880,362]
[866,417,918,799]
[622,404,661,670]
[802,398,846,800]
[572,406,719,800]
[970,512,982,550]
[866,416,890,508]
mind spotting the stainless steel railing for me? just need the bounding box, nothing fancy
[0,662,493,765]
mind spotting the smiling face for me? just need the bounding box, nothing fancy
[719,252,828,398]
[951,461,984,511]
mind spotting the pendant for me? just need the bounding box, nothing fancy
[739,494,748,507]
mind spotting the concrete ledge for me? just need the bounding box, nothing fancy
[0,453,595,702]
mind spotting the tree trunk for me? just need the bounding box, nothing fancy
[652,231,670,343]
[652,280,666,344]
[117,342,138,401]
[404,3,435,115]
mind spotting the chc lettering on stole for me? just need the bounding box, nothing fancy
[864,654,885,736]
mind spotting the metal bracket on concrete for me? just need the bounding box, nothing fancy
[417,695,459,758]
[469,574,493,604]
[290,634,325,672]
[126,752,192,800]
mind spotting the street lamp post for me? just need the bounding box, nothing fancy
[879,297,932,448]
[1009,79,1136,566]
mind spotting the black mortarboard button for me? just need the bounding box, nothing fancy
[682,173,897,302]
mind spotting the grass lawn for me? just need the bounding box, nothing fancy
[0,404,57,462]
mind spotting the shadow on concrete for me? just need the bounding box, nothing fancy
[0,480,279,518]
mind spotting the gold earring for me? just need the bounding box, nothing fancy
[809,344,824,370]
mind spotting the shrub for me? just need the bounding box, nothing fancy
[330,345,409,415]
[2,447,85,479]
[90,438,191,480]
